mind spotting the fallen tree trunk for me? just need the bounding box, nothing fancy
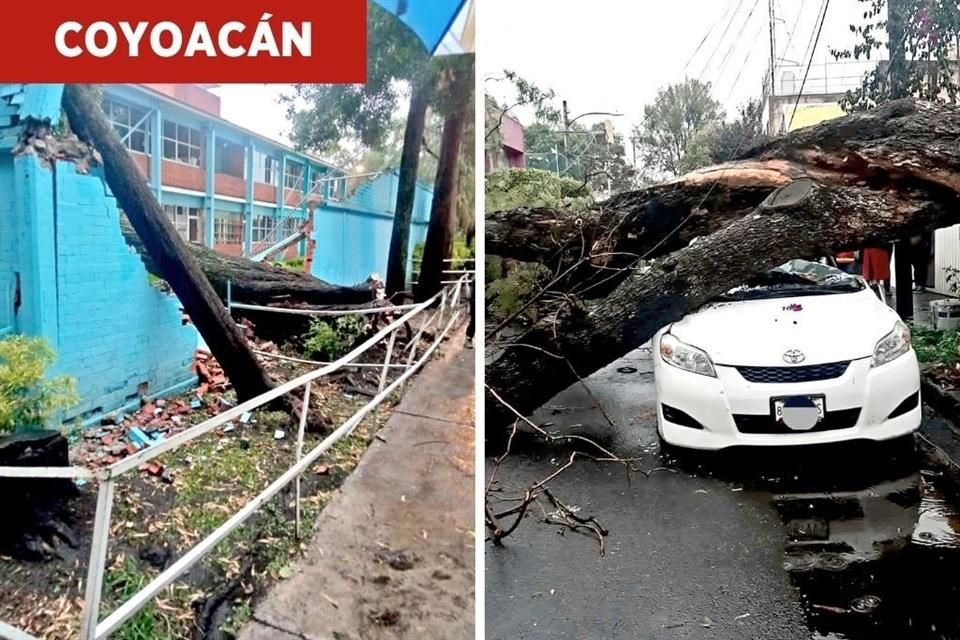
[487,100,960,269]
[486,176,960,430]
[118,218,377,306]
[62,84,276,404]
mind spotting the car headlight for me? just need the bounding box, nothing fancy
[871,321,911,368]
[660,333,717,377]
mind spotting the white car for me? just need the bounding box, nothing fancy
[653,260,921,450]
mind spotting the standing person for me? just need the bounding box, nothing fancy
[861,244,891,299]
[465,277,475,348]
[910,233,933,292]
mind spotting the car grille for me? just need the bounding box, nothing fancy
[733,408,861,434]
[736,361,850,384]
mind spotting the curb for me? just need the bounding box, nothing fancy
[918,368,960,501]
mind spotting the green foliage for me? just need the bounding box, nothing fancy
[484,71,561,148]
[0,336,77,433]
[283,2,430,153]
[274,256,305,271]
[104,557,173,640]
[485,262,552,326]
[911,324,960,365]
[303,316,365,360]
[485,168,592,212]
[632,78,724,177]
[833,0,960,110]
[705,99,768,164]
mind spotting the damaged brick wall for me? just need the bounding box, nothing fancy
[5,153,198,423]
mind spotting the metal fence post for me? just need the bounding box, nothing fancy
[80,478,115,640]
[373,329,397,431]
[295,381,312,540]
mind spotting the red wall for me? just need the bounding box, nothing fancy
[214,243,244,257]
[254,183,277,202]
[284,187,301,207]
[162,160,204,191]
[214,174,245,198]
[130,152,150,178]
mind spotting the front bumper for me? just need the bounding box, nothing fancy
[655,350,921,450]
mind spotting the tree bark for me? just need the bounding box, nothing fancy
[416,93,467,301]
[386,77,433,297]
[486,98,960,429]
[118,218,377,306]
[487,100,960,268]
[62,84,275,403]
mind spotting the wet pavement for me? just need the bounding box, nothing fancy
[486,347,960,639]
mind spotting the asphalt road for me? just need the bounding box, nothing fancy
[485,348,960,640]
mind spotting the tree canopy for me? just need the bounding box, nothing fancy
[833,0,960,110]
[631,78,724,177]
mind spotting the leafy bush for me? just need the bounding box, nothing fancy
[0,335,77,433]
[485,168,593,212]
[911,324,960,366]
[303,316,365,360]
[274,256,305,271]
[486,262,552,326]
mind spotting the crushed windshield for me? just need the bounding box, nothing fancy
[715,259,864,302]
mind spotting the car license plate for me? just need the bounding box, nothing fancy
[774,396,824,427]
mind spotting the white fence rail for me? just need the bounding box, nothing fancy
[0,275,470,640]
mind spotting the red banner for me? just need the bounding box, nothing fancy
[0,1,366,82]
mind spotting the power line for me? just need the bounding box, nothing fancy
[682,0,739,76]
[698,0,749,81]
[710,0,762,86]
[788,0,831,129]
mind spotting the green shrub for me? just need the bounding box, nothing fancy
[303,316,365,360]
[0,335,77,433]
[485,168,593,212]
[486,262,552,326]
[911,324,960,365]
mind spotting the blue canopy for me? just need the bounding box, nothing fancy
[372,0,469,54]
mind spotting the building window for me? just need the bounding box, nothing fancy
[103,98,150,154]
[284,162,304,190]
[309,170,325,194]
[253,151,278,185]
[252,215,276,243]
[213,211,243,244]
[164,205,201,243]
[328,176,347,201]
[162,121,203,166]
[215,141,245,178]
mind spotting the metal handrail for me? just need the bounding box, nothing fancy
[0,275,470,640]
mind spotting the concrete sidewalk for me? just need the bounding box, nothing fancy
[239,339,475,640]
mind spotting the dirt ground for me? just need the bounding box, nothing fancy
[239,339,475,640]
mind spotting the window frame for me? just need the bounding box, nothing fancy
[162,120,204,167]
[163,204,202,243]
[103,98,151,154]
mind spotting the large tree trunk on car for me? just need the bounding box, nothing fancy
[485,99,960,431]
[486,178,959,430]
[486,100,960,270]
[118,218,378,306]
[62,84,276,403]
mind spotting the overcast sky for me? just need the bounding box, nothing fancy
[210,84,295,146]
[480,0,875,140]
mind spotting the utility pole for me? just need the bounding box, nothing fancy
[888,0,914,318]
[768,0,777,97]
[561,99,570,176]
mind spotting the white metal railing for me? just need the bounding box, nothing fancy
[0,275,470,640]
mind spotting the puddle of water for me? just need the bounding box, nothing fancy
[772,468,960,639]
[912,472,960,548]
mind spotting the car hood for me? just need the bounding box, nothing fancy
[670,289,901,366]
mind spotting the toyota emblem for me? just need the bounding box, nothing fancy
[783,349,805,364]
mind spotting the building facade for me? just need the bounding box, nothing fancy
[0,84,432,424]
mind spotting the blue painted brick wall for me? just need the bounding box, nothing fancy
[50,160,198,420]
[310,172,431,285]
[0,154,198,423]
[0,157,16,334]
